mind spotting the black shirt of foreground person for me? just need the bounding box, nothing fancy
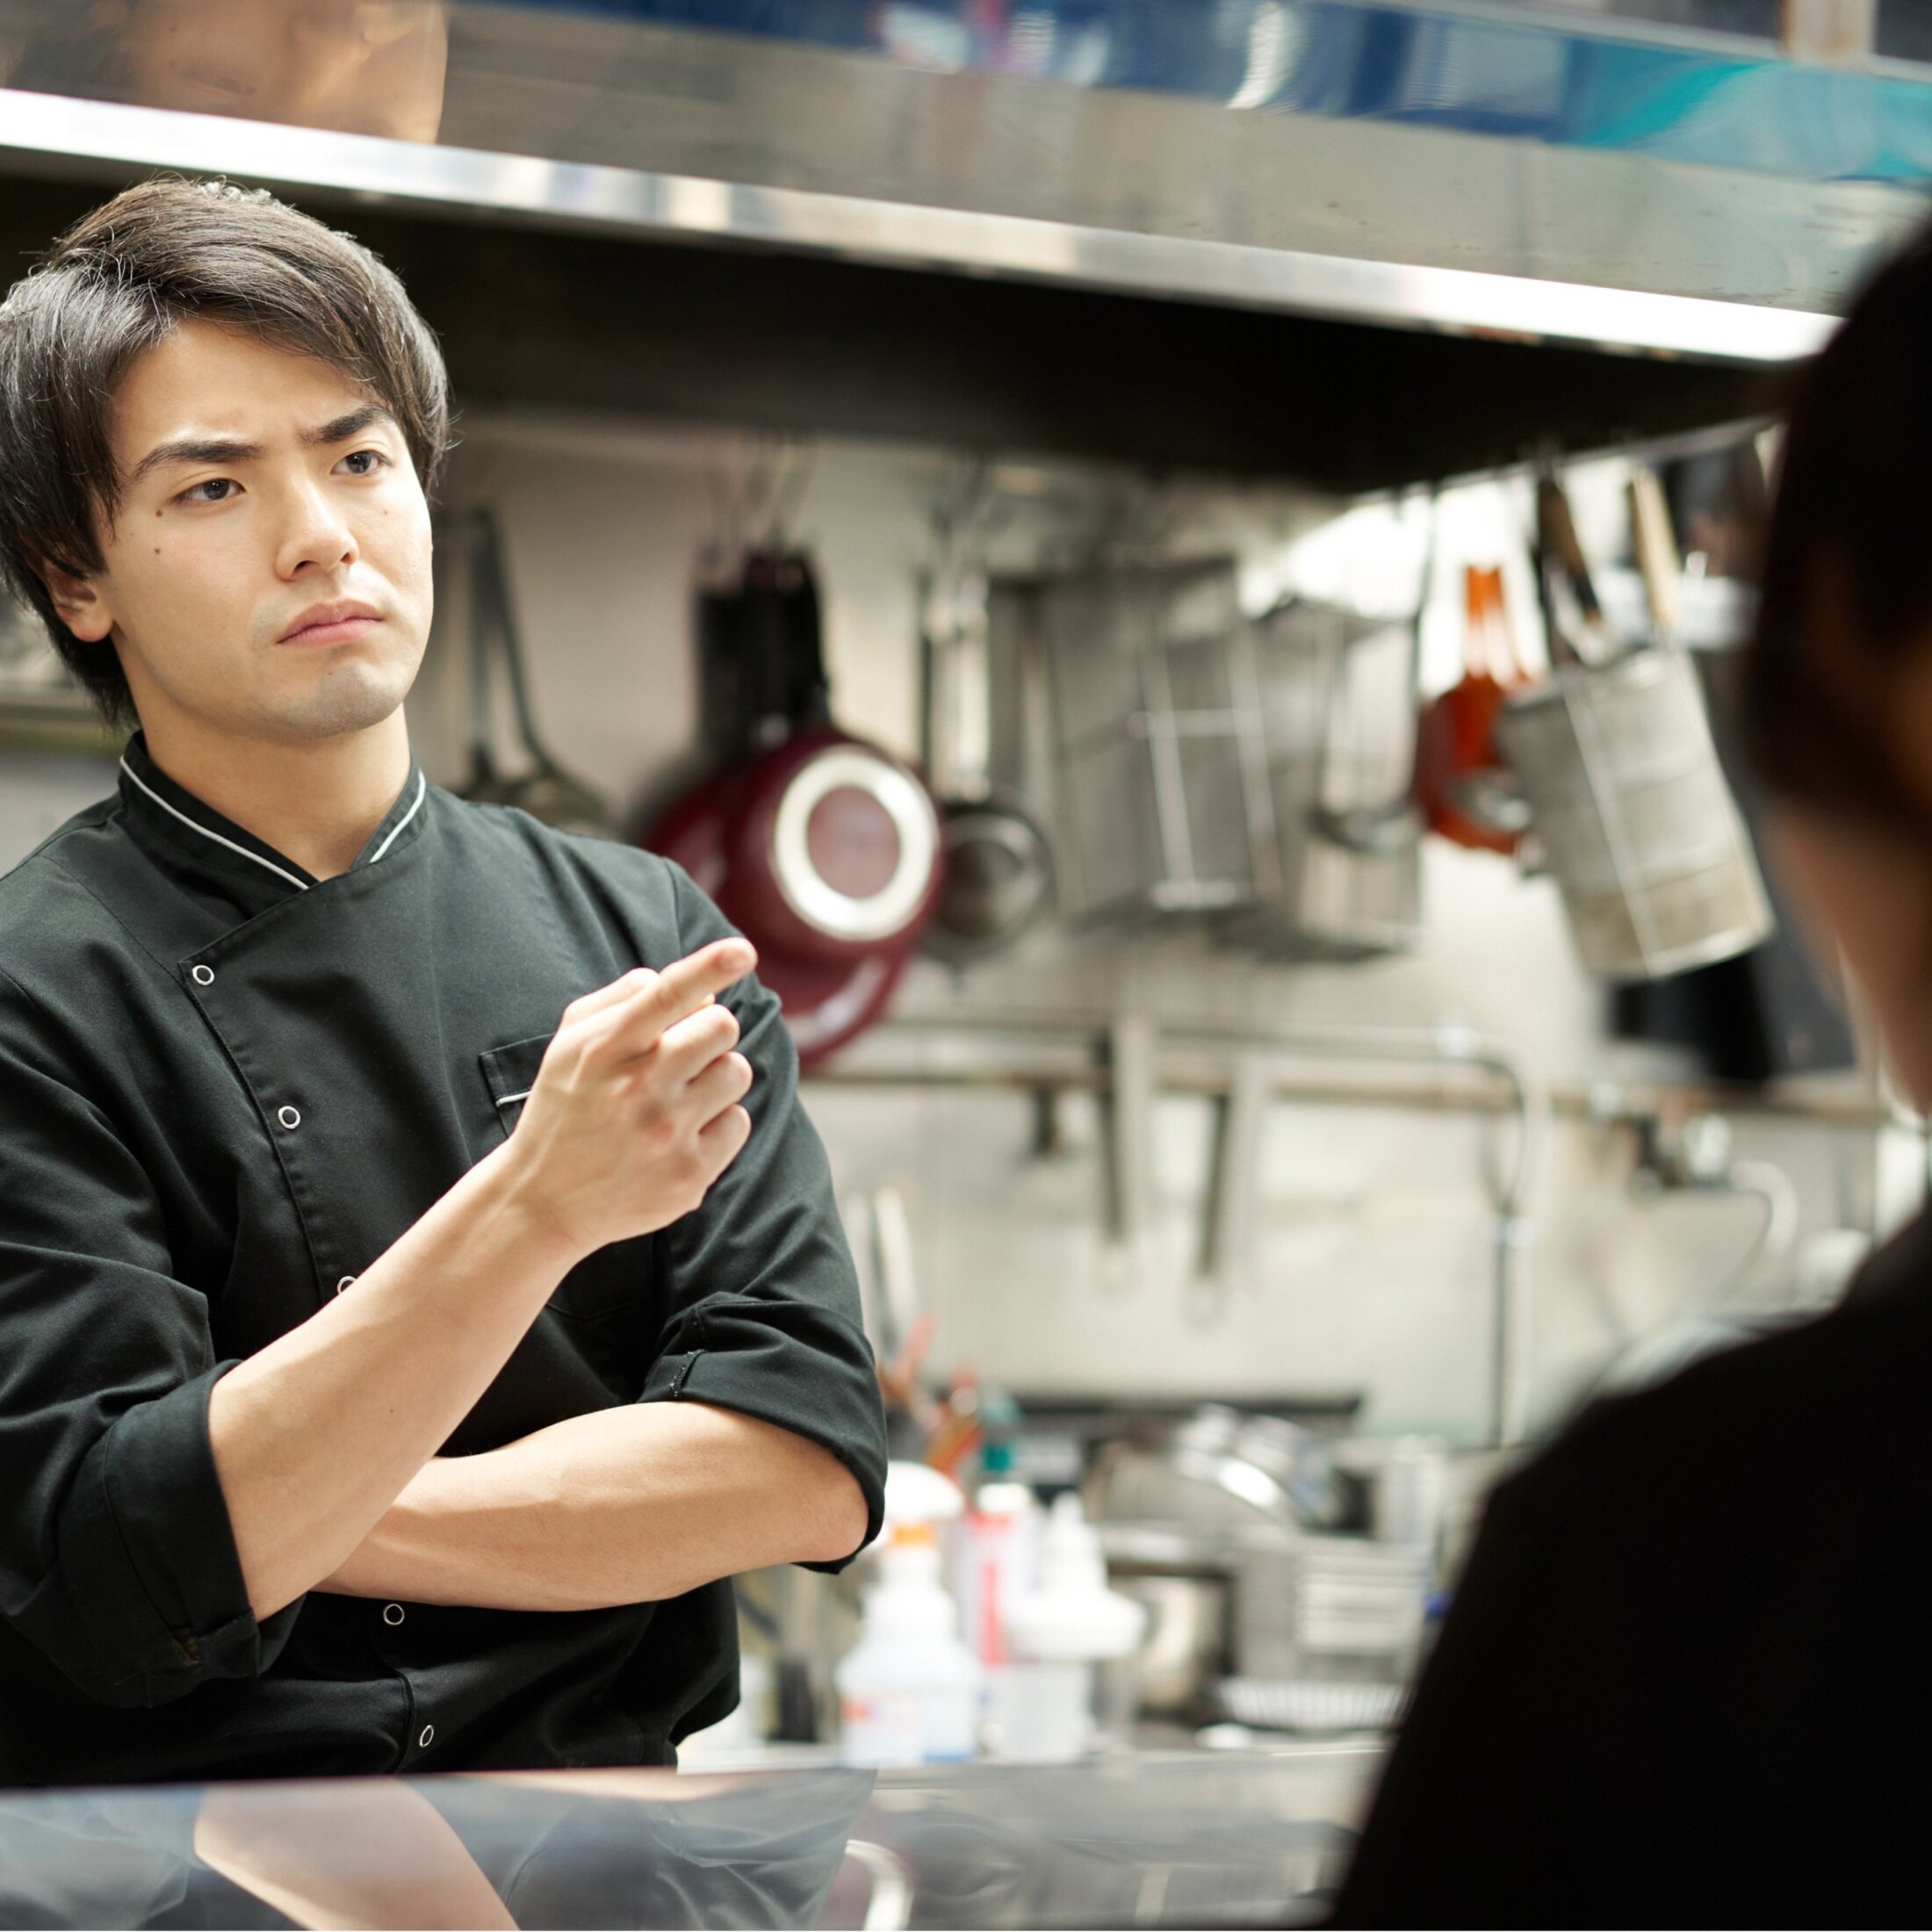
[0,732,887,1785]
[1334,1212,1932,1928]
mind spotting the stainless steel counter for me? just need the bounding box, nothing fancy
[0,1744,1381,1928]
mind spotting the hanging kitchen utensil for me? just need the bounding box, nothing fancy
[1626,465,1683,644]
[918,536,1055,966]
[697,546,833,760]
[1496,482,1774,983]
[1230,487,1439,960]
[1611,447,1852,1076]
[1414,566,1532,854]
[457,509,518,811]
[465,505,617,839]
[1313,484,1440,861]
[647,540,944,1066]
[647,747,926,1066]
[1038,558,1275,925]
[1534,466,1611,668]
[725,723,944,970]
[1612,647,1856,1079]
[1223,597,1424,962]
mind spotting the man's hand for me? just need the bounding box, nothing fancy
[504,940,758,1257]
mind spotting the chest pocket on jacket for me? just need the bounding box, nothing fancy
[477,1031,651,1328]
[479,1030,553,1135]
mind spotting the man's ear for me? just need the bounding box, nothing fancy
[38,559,114,645]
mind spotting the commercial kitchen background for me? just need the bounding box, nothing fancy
[2,424,1911,1445]
[2,0,1928,1455]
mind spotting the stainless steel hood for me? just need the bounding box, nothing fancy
[0,2,1926,481]
[5,2,1927,350]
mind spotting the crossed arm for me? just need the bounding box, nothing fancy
[314,1400,870,1612]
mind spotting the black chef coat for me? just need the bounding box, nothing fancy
[1332,1207,1932,1929]
[0,730,887,1788]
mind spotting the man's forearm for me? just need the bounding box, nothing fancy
[313,1401,870,1611]
[207,1138,580,1624]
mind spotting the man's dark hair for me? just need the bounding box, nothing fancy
[1741,217,1932,832]
[0,177,451,726]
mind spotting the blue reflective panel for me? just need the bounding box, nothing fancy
[466,0,1930,184]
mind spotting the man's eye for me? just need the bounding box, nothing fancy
[339,449,389,477]
[180,478,238,504]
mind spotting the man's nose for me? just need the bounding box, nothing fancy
[273,478,358,580]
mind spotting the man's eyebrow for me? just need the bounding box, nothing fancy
[303,404,399,446]
[129,435,263,483]
[126,406,400,485]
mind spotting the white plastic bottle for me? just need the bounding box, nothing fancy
[837,1463,979,1766]
[953,1443,1043,1667]
[837,1520,981,1766]
[989,1493,1145,1761]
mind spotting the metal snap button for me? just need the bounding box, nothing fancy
[382,1603,406,1627]
[335,1276,357,1295]
[418,1724,435,1749]
[278,1106,301,1130]
[190,964,214,986]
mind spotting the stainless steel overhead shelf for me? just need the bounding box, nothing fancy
[5,1,1928,357]
[0,84,1842,364]
[1,2,1926,482]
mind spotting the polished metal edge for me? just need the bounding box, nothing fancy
[0,88,1838,363]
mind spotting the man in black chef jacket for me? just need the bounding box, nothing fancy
[0,177,887,1786]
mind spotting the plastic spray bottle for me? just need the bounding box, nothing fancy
[953,1435,1043,1668]
[837,1462,980,1766]
[987,1492,1145,1760]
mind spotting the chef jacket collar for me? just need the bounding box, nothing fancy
[117,728,429,909]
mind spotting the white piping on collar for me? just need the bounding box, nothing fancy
[119,759,428,889]
[368,770,427,864]
[119,756,311,892]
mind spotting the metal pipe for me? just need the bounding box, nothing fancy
[1168,1018,1547,1447]
[819,1019,1893,1129]
[823,1010,1549,1447]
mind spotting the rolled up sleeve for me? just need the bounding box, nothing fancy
[639,864,889,1569]
[0,981,292,1708]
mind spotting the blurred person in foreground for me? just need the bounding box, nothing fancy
[1335,221,1932,1928]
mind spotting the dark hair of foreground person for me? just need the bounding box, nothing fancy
[1332,220,1932,1930]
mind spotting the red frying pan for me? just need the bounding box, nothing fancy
[646,550,943,1065]
[647,740,934,1066]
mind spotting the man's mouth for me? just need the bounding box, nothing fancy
[278,601,383,646]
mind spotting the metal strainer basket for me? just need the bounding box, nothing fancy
[1220,598,1424,962]
[1496,646,1773,981]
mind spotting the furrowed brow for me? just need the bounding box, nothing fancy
[130,435,263,483]
[303,405,398,447]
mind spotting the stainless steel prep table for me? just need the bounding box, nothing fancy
[0,1745,1382,1928]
